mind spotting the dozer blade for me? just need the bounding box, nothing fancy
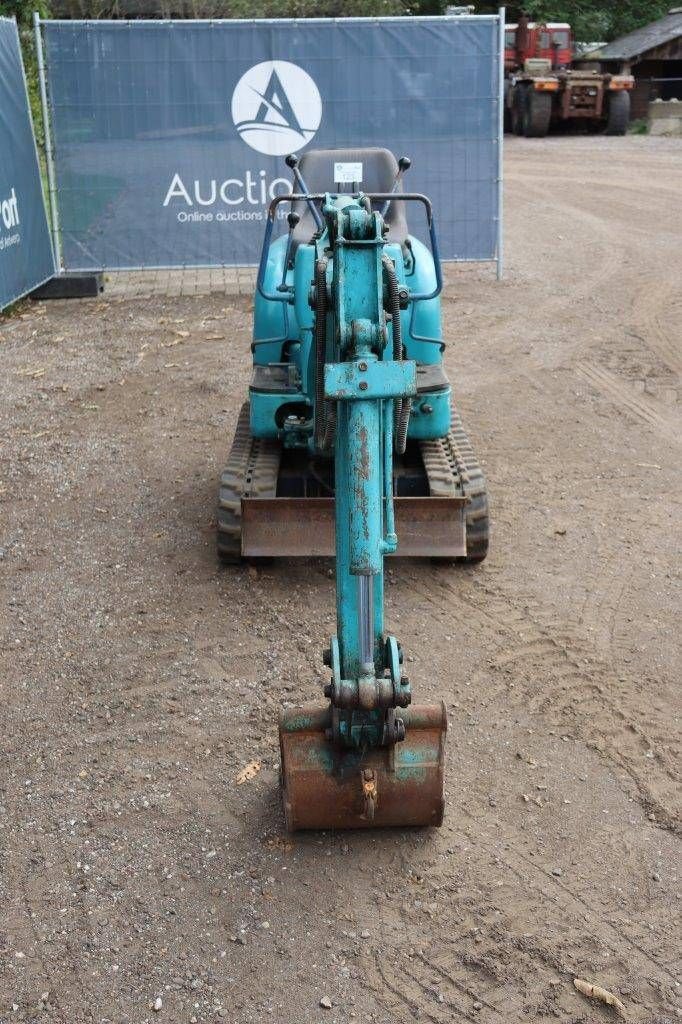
[242,496,467,559]
[279,703,447,831]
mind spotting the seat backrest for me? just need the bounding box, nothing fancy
[290,147,408,251]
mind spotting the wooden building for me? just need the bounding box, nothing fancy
[577,7,682,120]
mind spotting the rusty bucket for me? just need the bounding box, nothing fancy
[279,702,447,831]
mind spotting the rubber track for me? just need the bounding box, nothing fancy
[217,402,281,562]
[420,407,490,562]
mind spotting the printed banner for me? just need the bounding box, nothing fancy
[0,18,55,308]
[43,17,501,269]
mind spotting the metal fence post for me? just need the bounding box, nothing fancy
[495,6,505,280]
[33,12,62,271]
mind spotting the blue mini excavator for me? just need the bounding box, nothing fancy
[218,149,488,830]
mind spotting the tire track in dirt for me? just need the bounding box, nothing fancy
[370,955,506,1024]
[381,583,678,1012]
[574,545,673,686]
[445,174,627,359]
[407,574,680,832]
[576,362,678,440]
[412,951,509,1016]
[469,579,680,832]
[410,804,675,982]
[630,278,682,379]
[508,176,682,415]
[456,813,678,987]
[576,549,631,654]
[367,809,676,1024]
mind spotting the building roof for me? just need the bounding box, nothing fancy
[591,8,682,61]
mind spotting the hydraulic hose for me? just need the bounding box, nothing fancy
[382,253,410,454]
[314,257,334,451]
[322,401,337,453]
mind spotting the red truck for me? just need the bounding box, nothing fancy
[504,14,634,137]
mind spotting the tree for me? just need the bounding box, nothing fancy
[1,0,672,40]
[0,0,50,23]
[469,1,672,42]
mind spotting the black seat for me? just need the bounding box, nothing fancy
[290,147,408,252]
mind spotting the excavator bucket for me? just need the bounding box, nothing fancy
[279,702,447,831]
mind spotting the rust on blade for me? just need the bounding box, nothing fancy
[242,497,467,558]
[279,702,447,831]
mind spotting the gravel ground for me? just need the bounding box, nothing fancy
[1,135,680,1024]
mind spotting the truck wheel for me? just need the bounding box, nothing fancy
[511,86,525,135]
[522,90,552,137]
[605,90,630,135]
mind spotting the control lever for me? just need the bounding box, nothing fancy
[381,156,411,217]
[278,211,301,289]
[285,154,323,230]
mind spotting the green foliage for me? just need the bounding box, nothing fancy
[0,0,51,153]
[519,0,671,42]
[189,0,409,15]
[0,0,672,42]
[0,0,50,25]
[21,30,45,150]
[50,0,409,15]
[472,1,673,42]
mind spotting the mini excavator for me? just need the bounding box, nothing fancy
[218,148,488,830]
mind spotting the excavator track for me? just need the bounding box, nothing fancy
[218,403,488,563]
[217,402,281,563]
[419,407,489,562]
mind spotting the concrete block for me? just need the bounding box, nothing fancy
[648,98,682,135]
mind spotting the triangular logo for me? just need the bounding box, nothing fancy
[251,69,303,133]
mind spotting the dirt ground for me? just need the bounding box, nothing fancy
[1,135,680,1024]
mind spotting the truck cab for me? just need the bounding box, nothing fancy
[505,20,572,73]
[504,14,633,137]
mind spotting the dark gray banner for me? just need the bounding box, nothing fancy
[42,16,501,270]
[0,18,55,308]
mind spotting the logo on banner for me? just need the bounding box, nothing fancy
[231,61,322,156]
[1,187,20,230]
[0,186,21,253]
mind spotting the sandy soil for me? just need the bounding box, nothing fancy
[1,135,680,1024]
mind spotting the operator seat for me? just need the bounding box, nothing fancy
[290,147,408,251]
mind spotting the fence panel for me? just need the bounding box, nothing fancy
[40,15,502,270]
[0,18,55,309]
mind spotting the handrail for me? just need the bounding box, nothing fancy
[257,192,443,303]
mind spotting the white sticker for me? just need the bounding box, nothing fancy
[333,161,363,184]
